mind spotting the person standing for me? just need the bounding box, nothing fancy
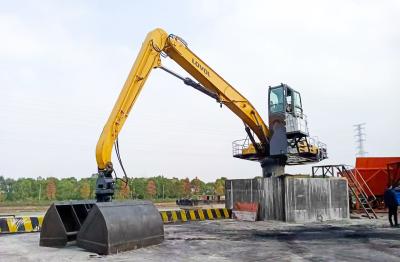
[384,186,399,227]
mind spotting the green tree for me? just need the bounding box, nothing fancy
[163,177,183,199]
[214,177,226,196]
[4,178,15,201]
[46,178,57,200]
[12,178,36,201]
[0,176,6,199]
[120,183,131,199]
[35,177,46,201]
[0,175,223,202]
[131,177,147,199]
[191,177,204,195]
[0,191,5,202]
[146,180,157,199]
[153,176,163,199]
[182,178,191,197]
[56,177,79,200]
[79,181,91,199]
[204,182,215,195]
[115,179,131,199]
[88,174,98,198]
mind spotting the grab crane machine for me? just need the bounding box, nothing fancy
[40,28,327,254]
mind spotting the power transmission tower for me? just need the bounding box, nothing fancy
[354,123,367,157]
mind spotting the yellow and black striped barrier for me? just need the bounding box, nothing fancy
[159,208,232,223]
[0,216,44,234]
[0,208,232,234]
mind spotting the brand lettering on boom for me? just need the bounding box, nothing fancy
[192,58,210,77]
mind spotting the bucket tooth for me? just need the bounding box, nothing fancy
[77,200,164,255]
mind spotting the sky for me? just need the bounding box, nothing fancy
[0,0,399,182]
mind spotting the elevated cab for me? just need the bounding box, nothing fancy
[232,83,327,165]
[268,84,327,164]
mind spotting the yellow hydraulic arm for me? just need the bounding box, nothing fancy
[95,28,270,171]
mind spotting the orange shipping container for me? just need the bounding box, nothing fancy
[355,157,400,197]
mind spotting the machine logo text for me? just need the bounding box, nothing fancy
[192,58,210,77]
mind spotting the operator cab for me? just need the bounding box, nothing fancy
[232,83,327,165]
[269,84,308,138]
[268,84,327,164]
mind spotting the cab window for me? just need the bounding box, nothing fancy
[269,87,284,113]
[293,91,302,109]
[286,88,292,112]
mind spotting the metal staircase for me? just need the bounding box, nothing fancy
[312,165,377,219]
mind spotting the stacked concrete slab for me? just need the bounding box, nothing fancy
[225,176,349,223]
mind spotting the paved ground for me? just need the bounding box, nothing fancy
[1,218,400,261]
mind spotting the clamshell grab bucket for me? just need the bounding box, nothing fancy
[40,200,164,254]
[39,201,95,247]
[77,201,164,254]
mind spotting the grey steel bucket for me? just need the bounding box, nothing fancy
[39,200,164,254]
[39,201,95,247]
[77,201,164,254]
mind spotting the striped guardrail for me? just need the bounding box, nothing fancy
[0,208,232,234]
[0,216,43,234]
[160,208,232,223]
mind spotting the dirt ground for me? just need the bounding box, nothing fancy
[0,205,48,216]
[1,217,400,261]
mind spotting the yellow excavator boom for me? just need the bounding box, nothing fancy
[96,28,269,170]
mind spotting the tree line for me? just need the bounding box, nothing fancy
[0,175,226,203]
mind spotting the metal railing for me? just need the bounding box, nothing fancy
[232,138,246,157]
[286,113,309,135]
[232,137,255,158]
[343,165,376,203]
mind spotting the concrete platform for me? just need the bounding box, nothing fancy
[226,176,349,222]
[1,218,400,261]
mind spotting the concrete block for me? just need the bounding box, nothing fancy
[284,177,349,223]
[225,176,349,223]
